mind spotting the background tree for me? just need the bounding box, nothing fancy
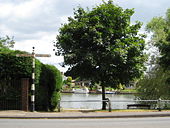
[146,8,170,69]
[66,76,72,87]
[136,8,170,103]
[55,0,146,109]
[0,36,15,51]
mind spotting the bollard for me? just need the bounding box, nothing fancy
[106,98,112,112]
[58,100,61,112]
[158,98,161,111]
[108,100,112,112]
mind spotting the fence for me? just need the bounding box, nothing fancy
[0,79,21,110]
[0,78,29,111]
[58,99,170,112]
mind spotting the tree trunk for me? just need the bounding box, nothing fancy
[102,84,106,110]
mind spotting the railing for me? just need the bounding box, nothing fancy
[57,99,170,112]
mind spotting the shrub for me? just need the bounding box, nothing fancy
[37,64,63,111]
[50,92,60,111]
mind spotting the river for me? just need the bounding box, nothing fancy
[61,93,135,109]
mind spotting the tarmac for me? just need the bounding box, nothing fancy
[1,110,170,119]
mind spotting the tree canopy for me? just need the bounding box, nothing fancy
[0,36,15,51]
[55,0,146,109]
[146,8,170,69]
[56,1,146,86]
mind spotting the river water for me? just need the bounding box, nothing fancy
[61,93,135,109]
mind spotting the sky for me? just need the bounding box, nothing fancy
[0,0,169,72]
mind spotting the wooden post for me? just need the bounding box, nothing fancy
[21,78,29,111]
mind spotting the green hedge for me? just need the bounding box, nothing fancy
[0,50,32,79]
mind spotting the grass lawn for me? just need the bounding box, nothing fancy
[119,89,137,94]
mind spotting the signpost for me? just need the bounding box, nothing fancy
[16,47,51,112]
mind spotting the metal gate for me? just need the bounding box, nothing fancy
[0,78,29,111]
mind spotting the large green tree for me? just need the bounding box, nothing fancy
[146,8,170,69]
[56,0,146,109]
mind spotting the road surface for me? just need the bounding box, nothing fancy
[0,117,170,128]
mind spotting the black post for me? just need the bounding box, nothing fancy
[102,85,107,110]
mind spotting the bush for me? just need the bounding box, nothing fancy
[37,64,63,111]
[136,67,170,109]
[136,67,170,100]
[66,76,72,87]
[50,92,60,111]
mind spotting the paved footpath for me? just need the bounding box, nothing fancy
[1,110,170,119]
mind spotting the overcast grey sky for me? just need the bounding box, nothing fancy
[0,0,169,72]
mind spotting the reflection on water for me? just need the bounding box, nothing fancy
[61,93,135,109]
